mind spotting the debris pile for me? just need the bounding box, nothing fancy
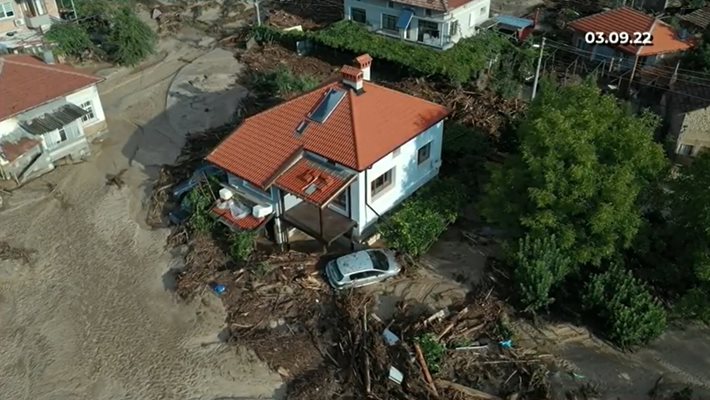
[0,241,37,265]
[239,44,337,81]
[266,9,321,30]
[271,0,343,27]
[386,78,527,138]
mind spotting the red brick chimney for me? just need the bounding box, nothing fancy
[341,65,364,91]
[354,54,373,81]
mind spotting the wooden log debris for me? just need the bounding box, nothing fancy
[414,343,439,397]
[436,379,502,400]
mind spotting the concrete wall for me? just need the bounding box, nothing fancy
[351,120,444,236]
[0,0,59,34]
[0,1,24,35]
[673,108,710,157]
[66,85,108,139]
[343,0,490,49]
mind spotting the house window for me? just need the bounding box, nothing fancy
[417,143,431,165]
[80,101,96,123]
[678,144,694,156]
[449,21,459,36]
[480,6,487,15]
[371,169,393,196]
[0,2,15,18]
[425,9,432,16]
[58,128,67,143]
[388,1,394,7]
[382,14,397,32]
[418,19,440,41]
[351,7,366,23]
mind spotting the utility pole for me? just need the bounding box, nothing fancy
[531,37,545,100]
[255,0,262,27]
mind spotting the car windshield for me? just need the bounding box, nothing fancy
[368,251,389,271]
[330,262,344,281]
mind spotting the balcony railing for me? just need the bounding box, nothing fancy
[25,14,51,28]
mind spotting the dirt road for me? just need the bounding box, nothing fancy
[0,39,281,400]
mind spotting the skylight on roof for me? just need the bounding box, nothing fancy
[309,88,346,124]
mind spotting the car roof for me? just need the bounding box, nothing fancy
[336,250,376,276]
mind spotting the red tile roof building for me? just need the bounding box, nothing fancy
[206,68,450,193]
[568,7,693,56]
[0,55,103,121]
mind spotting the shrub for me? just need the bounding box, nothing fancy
[582,265,667,348]
[513,234,571,312]
[45,23,94,59]
[248,67,320,97]
[416,333,446,374]
[187,185,215,233]
[252,22,531,84]
[379,178,468,257]
[106,7,156,66]
[229,231,256,262]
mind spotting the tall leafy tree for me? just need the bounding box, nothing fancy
[480,82,667,267]
[667,154,710,322]
[107,7,157,66]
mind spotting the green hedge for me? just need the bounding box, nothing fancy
[252,21,522,84]
[582,265,667,348]
[379,178,468,257]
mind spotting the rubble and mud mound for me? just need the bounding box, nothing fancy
[270,0,343,27]
[239,44,338,81]
[385,78,527,138]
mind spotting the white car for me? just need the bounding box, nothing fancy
[325,249,401,289]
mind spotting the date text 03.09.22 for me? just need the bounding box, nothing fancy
[583,31,653,45]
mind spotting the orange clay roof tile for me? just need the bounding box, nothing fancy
[0,55,103,120]
[206,80,449,189]
[568,7,693,56]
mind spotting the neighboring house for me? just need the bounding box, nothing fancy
[206,54,450,246]
[679,6,710,33]
[661,82,710,162]
[343,0,491,50]
[0,0,60,54]
[568,7,693,71]
[0,54,107,183]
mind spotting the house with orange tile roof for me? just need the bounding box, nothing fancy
[0,54,106,183]
[568,7,693,71]
[343,0,490,49]
[206,54,450,246]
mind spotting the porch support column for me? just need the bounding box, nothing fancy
[319,206,327,253]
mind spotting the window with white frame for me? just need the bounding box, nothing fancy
[678,144,694,156]
[0,2,15,18]
[371,168,393,196]
[58,128,67,143]
[449,21,459,37]
[332,189,348,212]
[80,101,96,123]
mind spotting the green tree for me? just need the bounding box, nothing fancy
[45,23,94,59]
[480,82,667,267]
[666,154,710,322]
[684,29,710,75]
[107,7,156,66]
[513,234,571,311]
[583,264,667,348]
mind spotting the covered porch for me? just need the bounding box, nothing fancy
[275,155,358,247]
[282,201,356,246]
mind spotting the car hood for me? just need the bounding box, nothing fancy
[336,251,373,275]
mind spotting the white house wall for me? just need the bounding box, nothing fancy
[65,85,107,137]
[353,120,444,235]
[343,0,490,48]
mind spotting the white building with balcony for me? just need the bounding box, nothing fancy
[343,0,491,50]
[0,0,61,54]
[0,54,107,184]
